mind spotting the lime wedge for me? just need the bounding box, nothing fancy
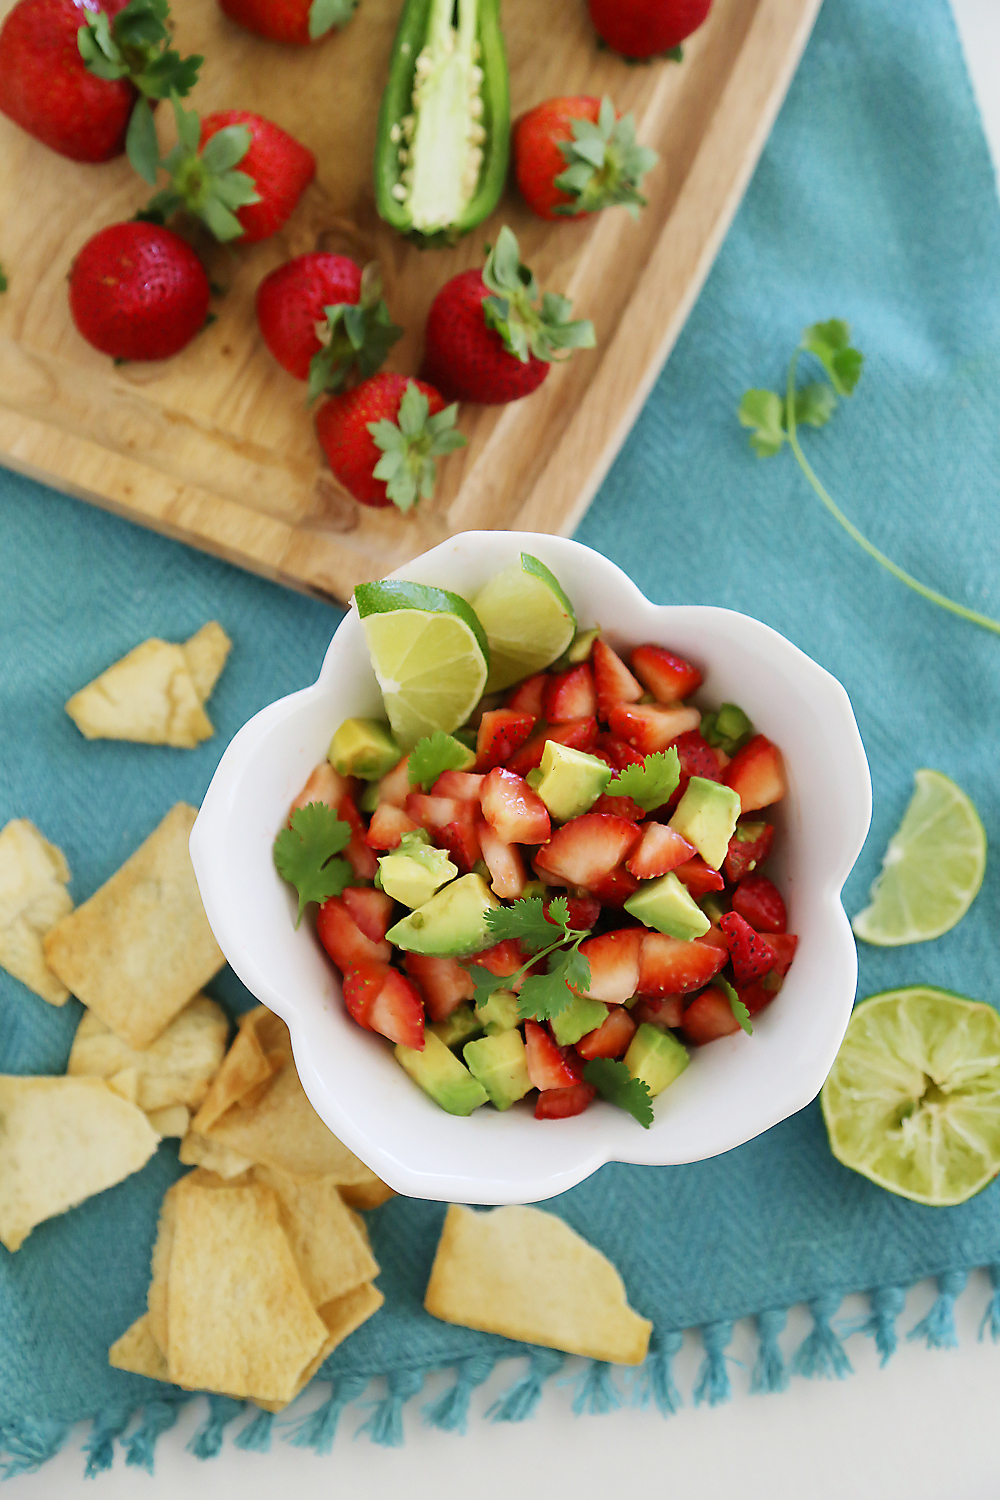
[471,553,576,692]
[852,769,986,946]
[354,579,489,749]
[821,987,1000,1206]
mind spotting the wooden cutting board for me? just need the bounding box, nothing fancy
[0,0,821,603]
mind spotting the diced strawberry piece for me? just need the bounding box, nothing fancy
[524,1020,582,1089]
[626,822,696,878]
[630,644,703,703]
[578,929,643,1004]
[365,802,419,849]
[369,968,425,1049]
[534,1082,596,1119]
[477,940,525,987]
[316,896,390,970]
[377,755,412,809]
[723,820,774,883]
[505,717,599,774]
[405,792,465,830]
[547,894,601,932]
[761,931,797,976]
[534,814,641,890]
[724,735,787,812]
[336,794,379,880]
[476,709,536,770]
[719,910,776,988]
[477,819,527,899]
[674,856,725,896]
[403,952,476,1022]
[738,979,780,1017]
[681,989,741,1045]
[431,770,484,802]
[598,733,645,770]
[480,768,551,844]
[732,873,787,933]
[505,672,548,717]
[435,819,481,874]
[289,763,376,879]
[289,762,357,816]
[632,995,685,1029]
[699,923,732,955]
[590,790,645,822]
[544,664,597,723]
[636,932,727,996]
[341,959,387,1029]
[672,727,726,788]
[575,1005,637,1060]
[608,702,701,755]
[588,865,641,906]
[342,887,395,944]
[591,638,643,721]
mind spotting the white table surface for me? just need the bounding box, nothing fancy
[10,3,1000,1494]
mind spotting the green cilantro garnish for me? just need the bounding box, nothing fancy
[407,730,475,791]
[582,1058,654,1128]
[605,748,679,812]
[462,896,594,1021]
[739,320,1000,638]
[713,975,752,1036]
[273,802,353,926]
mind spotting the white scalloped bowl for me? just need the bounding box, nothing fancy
[190,532,871,1206]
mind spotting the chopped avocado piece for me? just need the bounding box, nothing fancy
[454,726,479,752]
[474,988,519,1035]
[625,871,711,941]
[566,626,600,664]
[668,776,741,870]
[329,717,401,780]
[463,1029,532,1110]
[386,872,498,956]
[699,892,727,925]
[519,879,547,901]
[395,1030,488,1115]
[625,1023,689,1097]
[534,741,611,823]
[701,702,753,755]
[358,781,381,813]
[551,994,608,1047]
[378,833,457,908]
[430,1004,483,1050]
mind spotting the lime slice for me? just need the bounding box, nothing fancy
[852,769,986,946]
[471,553,576,692]
[821,987,1000,1206]
[354,580,489,749]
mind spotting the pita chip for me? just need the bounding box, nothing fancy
[65,639,214,748]
[68,995,228,1113]
[182,622,231,703]
[0,819,74,1005]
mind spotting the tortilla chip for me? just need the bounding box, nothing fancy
[178,1130,255,1179]
[106,1066,139,1104]
[0,819,74,1005]
[68,995,228,1113]
[147,1105,190,1137]
[182,622,232,704]
[204,1061,365,1180]
[146,1185,176,1354]
[424,1205,652,1366]
[165,1176,328,1402]
[338,1174,396,1211]
[109,1314,170,1381]
[65,638,214,749]
[254,1283,384,1412]
[190,1012,279,1134]
[43,804,225,1049]
[253,1165,379,1307]
[0,1076,159,1252]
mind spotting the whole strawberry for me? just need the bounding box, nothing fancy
[315,374,465,512]
[219,0,356,45]
[514,96,658,220]
[421,226,595,406]
[588,0,712,58]
[256,255,402,399]
[0,0,200,162]
[68,221,211,361]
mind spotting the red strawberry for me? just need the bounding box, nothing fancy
[761,931,797,977]
[577,929,643,1004]
[377,755,411,808]
[598,733,645,770]
[435,820,481,874]
[632,995,685,1029]
[197,110,315,242]
[674,855,725,896]
[524,1021,581,1090]
[505,717,598,775]
[342,959,386,1029]
[336,795,378,881]
[534,814,641,889]
[341,886,394,945]
[718,910,776,988]
[576,1005,637,1060]
[431,771,484,803]
[288,761,375,879]
[723,820,774,883]
[505,673,548,718]
[403,953,475,1023]
[368,968,425,1049]
[588,865,641,906]
[590,790,644,822]
[315,374,463,511]
[544,664,597,723]
[317,897,390,971]
[681,988,741,1046]
[535,1082,596,1119]
[738,979,780,1017]
[365,802,419,850]
[476,940,525,987]
[588,0,713,59]
[475,709,536,770]
[219,0,356,45]
[607,702,701,754]
[724,735,787,812]
[626,821,695,878]
[547,894,601,932]
[480,769,551,845]
[67,221,210,363]
[592,640,643,721]
[476,819,527,899]
[732,873,787,934]
[405,793,466,830]
[630,644,702,702]
[666,727,727,808]
[421,225,595,406]
[289,761,355,817]
[513,95,657,221]
[636,932,726,996]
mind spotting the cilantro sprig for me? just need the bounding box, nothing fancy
[407,730,475,791]
[605,748,679,812]
[462,896,594,1022]
[273,802,353,925]
[582,1058,653,1128]
[739,320,1000,638]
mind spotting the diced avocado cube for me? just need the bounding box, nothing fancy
[625,871,711,940]
[430,1004,483,1050]
[463,1030,532,1111]
[378,836,457,908]
[358,781,381,813]
[534,741,612,823]
[625,1023,690,1097]
[551,994,609,1047]
[701,703,753,755]
[668,776,741,870]
[395,1030,489,1115]
[386,874,499,957]
[474,988,520,1035]
[699,892,727,925]
[329,717,401,780]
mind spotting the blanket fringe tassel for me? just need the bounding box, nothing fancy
[355,1368,425,1447]
[694,1320,735,1407]
[908,1270,966,1350]
[423,1353,497,1434]
[285,1373,370,1454]
[793,1292,853,1380]
[631,1329,683,1415]
[487,1349,565,1423]
[980,1264,1000,1343]
[568,1361,621,1416]
[852,1284,907,1366]
[124,1399,184,1473]
[751,1308,788,1393]
[188,1395,245,1460]
[81,1403,132,1478]
[0,1417,69,1479]
[234,1406,275,1453]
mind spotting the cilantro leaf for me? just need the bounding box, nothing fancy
[273,802,353,926]
[484,897,562,954]
[712,976,752,1035]
[543,895,570,935]
[738,388,786,457]
[517,948,589,1022]
[607,748,680,812]
[407,731,475,791]
[801,319,864,397]
[464,964,511,1011]
[582,1058,654,1128]
[794,381,837,429]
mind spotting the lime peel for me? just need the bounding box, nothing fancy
[472,552,576,692]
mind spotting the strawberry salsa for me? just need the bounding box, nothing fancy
[274,602,795,1128]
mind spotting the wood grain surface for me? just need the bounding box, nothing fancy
[0,0,822,601]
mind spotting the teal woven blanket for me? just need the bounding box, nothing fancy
[3,0,1000,1474]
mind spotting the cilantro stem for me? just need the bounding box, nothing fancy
[786,350,1000,638]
